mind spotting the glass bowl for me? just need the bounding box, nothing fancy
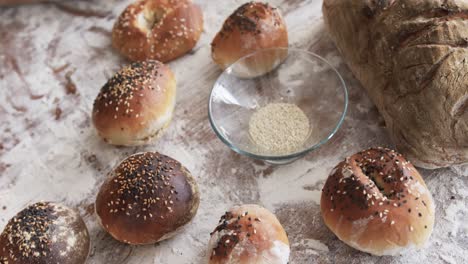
[208,48,348,164]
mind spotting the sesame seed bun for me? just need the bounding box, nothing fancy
[92,60,176,146]
[95,152,200,245]
[208,204,290,264]
[320,148,435,256]
[211,2,288,73]
[0,202,90,264]
[112,0,203,63]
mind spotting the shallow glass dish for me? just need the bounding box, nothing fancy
[208,48,348,164]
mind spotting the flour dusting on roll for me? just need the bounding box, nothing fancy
[92,60,176,146]
[112,0,203,62]
[211,1,288,75]
[208,204,290,264]
[95,152,199,245]
[0,202,90,264]
[321,148,435,256]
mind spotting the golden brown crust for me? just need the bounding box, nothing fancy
[95,152,200,245]
[211,2,288,69]
[0,202,90,264]
[320,148,435,256]
[208,204,290,264]
[322,0,468,168]
[92,60,176,146]
[112,0,203,62]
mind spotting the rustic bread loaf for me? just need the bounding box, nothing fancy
[323,0,468,168]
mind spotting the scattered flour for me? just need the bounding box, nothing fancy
[439,254,458,264]
[444,200,468,238]
[256,157,339,211]
[451,164,468,177]
[292,238,329,254]
[0,134,96,209]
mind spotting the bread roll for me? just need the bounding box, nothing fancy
[0,202,90,264]
[112,0,203,62]
[211,2,288,74]
[92,60,176,146]
[208,204,290,264]
[321,148,435,256]
[95,152,199,245]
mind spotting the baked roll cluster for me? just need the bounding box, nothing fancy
[0,1,442,263]
[89,1,290,261]
[94,1,290,145]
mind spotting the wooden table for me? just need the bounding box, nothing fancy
[0,0,467,263]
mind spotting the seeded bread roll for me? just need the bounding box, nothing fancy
[211,2,288,76]
[95,152,200,245]
[0,202,90,264]
[112,0,203,62]
[208,204,290,264]
[321,148,435,256]
[92,60,176,146]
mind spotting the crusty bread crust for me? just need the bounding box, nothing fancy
[323,0,468,168]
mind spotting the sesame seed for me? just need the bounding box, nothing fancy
[2,202,58,258]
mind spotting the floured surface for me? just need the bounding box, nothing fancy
[0,0,466,263]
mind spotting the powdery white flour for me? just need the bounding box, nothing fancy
[256,157,340,211]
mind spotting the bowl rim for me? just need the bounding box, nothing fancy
[208,47,349,161]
